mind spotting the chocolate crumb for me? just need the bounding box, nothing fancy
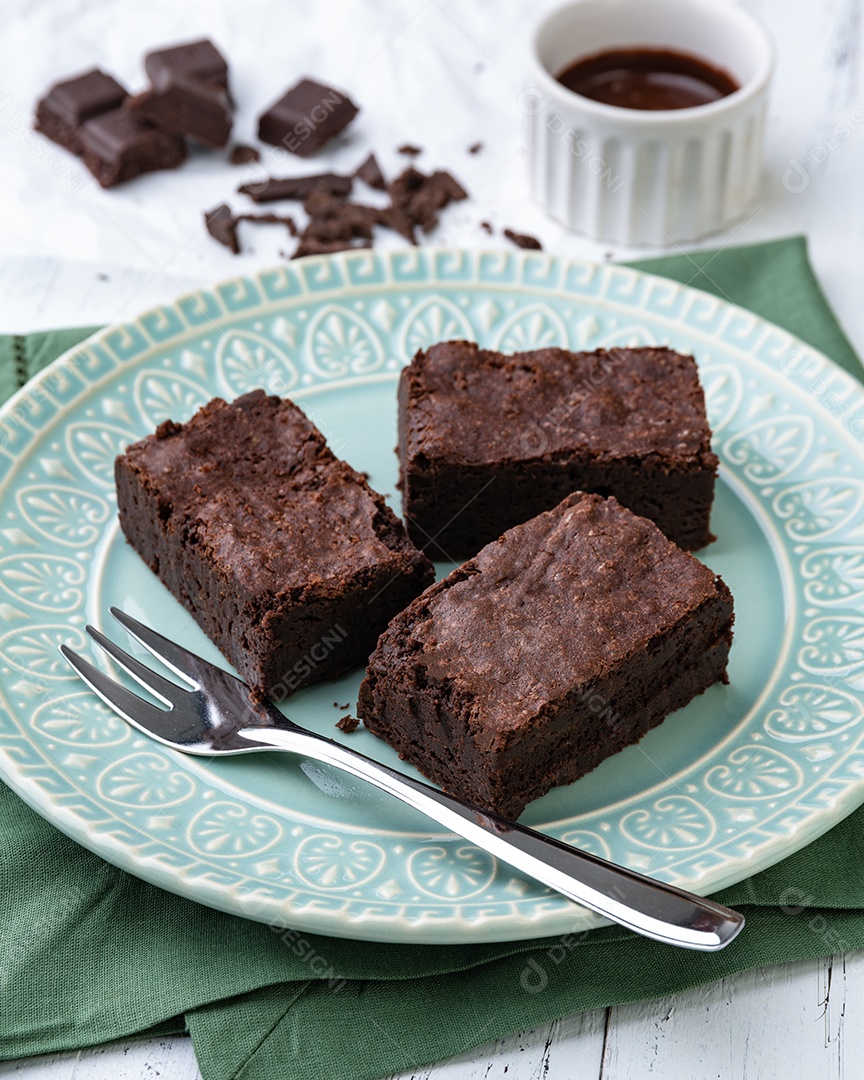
[468,141,483,154]
[204,204,239,254]
[398,143,422,156]
[480,220,493,234]
[389,166,468,235]
[230,144,260,165]
[339,702,350,709]
[336,714,360,733]
[503,228,542,250]
[354,151,387,190]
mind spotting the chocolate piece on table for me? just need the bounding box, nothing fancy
[503,227,543,250]
[115,390,434,701]
[145,38,230,94]
[292,237,371,259]
[237,172,353,202]
[468,141,483,154]
[127,76,232,148]
[34,69,128,155]
[258,77,359,156]
[204,204,239,254]
[335,715,360,733]
[480,220,493,234]
[389,166,468,234]
[79,108,186,188]
[230,144,260,165]
[397,143,422,156]
[354,152,386,190]
[359,491,734,819]
[398,341,718,558]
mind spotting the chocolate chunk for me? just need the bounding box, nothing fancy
[389,166,468,234]
[258,78,359,156]
[468,141,483,154]
[374,204,416,243]
[480,220,493,234]
[503,228,543,250]
[238,172,353,202]
[230,144,260,165]
[354,152,386,190]
[204,204,239,253]
[79,109,186,188]
[397,143,422,156]
[35,69,128,156]
[292,237,371,259]
[127,76,232,148]
[145,39,230,94]
[336,715,360,733]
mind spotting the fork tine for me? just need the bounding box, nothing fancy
[59,644,173,731]
[86,625,186,707]
[109,607,206,687]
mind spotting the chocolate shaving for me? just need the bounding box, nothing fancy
[397,143,422,156]
[238,172,353,203]
[292,237,371,259]
[354,152,386,190]
[204,203,239,253]
[480,220,493,234]
[503,228,542,250]
[230,144,260,165]
[468,141,483,154]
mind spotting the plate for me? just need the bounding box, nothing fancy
[2,248,864,945]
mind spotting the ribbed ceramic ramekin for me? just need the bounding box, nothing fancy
[523,0,774,245]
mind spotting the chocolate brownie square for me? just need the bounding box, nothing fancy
[398,342,718,558]
[35,68,128,156]
[359,492,733,818]
[115,390,434,700]
[79,108,186,187]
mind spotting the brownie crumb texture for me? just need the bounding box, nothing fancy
[336,715,360,733]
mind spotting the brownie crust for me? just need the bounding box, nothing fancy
[115,390,434,699]
[398,341,718,558]
[358,492,733,819]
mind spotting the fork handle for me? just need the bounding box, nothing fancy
[240,725,743,951]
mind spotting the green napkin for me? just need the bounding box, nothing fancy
[2,236,863,1080]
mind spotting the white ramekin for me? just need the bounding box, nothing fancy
[523,0,775,245]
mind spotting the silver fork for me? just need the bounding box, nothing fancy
[60,607,744,951]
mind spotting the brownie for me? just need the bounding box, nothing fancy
[35,68,128,155]
[258,78,359,156]
[115,390,434,700]
[398,342,718,558]
[358,492,734,819]
[79,108,186,187]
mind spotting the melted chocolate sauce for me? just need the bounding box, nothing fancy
[556,48,739,111]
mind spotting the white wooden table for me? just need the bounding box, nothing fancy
[1,0,862,1076]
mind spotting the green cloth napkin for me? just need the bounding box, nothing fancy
[2,236,863,1080]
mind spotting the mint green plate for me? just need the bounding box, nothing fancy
[1,249,863,944]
